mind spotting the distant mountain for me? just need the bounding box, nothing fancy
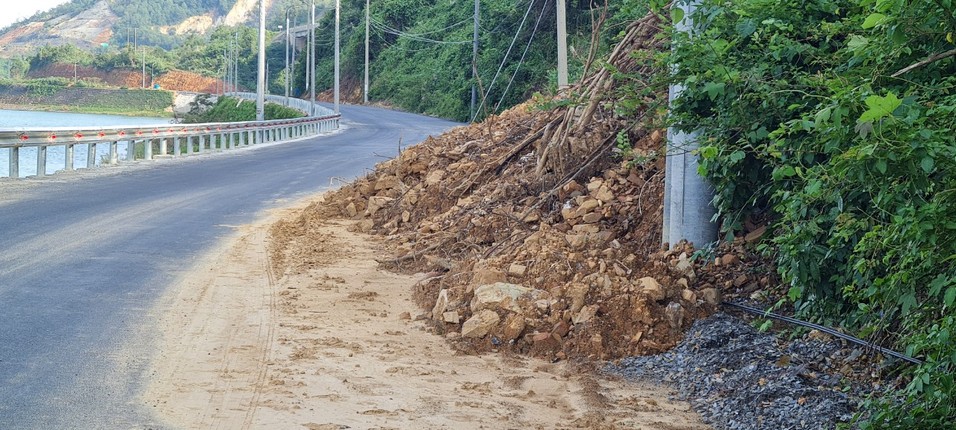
[0,0,282,58]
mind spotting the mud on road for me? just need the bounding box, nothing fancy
[143,196,707,429]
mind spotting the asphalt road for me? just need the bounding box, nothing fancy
[0,104,459,429]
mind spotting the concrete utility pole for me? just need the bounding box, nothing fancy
[285,14,291,105]
[291,15,297,97]
[234,31,239,93]
[470,0,479,120]
[141,47,146,89]
[256,0,266,121]
[663,0,717,249]
[364,0,370,104]
[309,0,316,115]
[334,0,341,114]
[556,0,568,88]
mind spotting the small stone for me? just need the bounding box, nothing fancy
[578,198,600,213]
[472,267,506,286]
[355,219,375,233]
[681,289,697,303]
[424,170,445,186]
[552,321,571,338]
[461,309,500,338]
[586,179,604,192]
[402,211,411,223]
[572,305,598,324]
[508,263,528,277]
[399,312,411,320]
[432,289,450,319]
[471,282,537,312]
[581,212,603,224]
[445,332,460,340]
[720,253,740,266]
[665,302,684,330]
[639,277,665,302]
[701,288,721,305]
[365,196,394,216]
[572,224,600,234]
[345,202,358,217]
[442,311,460,324]
[594,186,614,203]
[733,274,749,288]
[502,314,526,341]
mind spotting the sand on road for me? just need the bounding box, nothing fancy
[143,195,707,429]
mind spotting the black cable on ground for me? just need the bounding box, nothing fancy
[721,301,924,366]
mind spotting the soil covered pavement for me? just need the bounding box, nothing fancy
[143,196,708,429]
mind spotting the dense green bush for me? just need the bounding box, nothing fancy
[666,0,956,426]
[182,95,305,123]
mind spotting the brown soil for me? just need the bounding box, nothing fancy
[144,196,707,429]
[29,64,227,93]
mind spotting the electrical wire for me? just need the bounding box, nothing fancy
[370,17,472,45]
[722,301,924,365]
[470,0,537,122]
[493,0,549,113]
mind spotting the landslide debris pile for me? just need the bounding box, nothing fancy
[281,12,721,360]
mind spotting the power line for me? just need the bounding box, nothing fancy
[471,0,537,122]
[494,0,548,113]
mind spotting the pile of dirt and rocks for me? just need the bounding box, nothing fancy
[279,12,731,362]
[610,313,865,430]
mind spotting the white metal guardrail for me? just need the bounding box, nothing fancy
[0,95,340,179]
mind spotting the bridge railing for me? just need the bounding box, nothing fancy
[0,95,339,179]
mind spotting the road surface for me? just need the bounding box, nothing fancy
[0,104,459,429]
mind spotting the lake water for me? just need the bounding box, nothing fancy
[0,110,173,178]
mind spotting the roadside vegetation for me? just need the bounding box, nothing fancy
[180,94,304,123]
[660,0,956,427]
[0,77,173,116]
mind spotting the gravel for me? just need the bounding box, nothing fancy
[609,313,863,430]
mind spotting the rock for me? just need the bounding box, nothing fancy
[501,314,526,341]
[552,321,571,338]
[594,186,614,203]
[374,175,402,191]
[586,178,604,192]
[471,282,535,313]
[402,211,411,223]
[572,224,600,234]
[461,309,500,338]
[432,289,450,318]
[639,277,665,302]
[573,305,598,324]
[665,302,684,330]
[733,274,749,288]
[673,253,696,282]
[345,202,358,217]
[745,225,767,243]
[365,196,394,216]
[567,283,589,314]
[681,289,697,303]
[354,219,375,233]
[700,287,721,305]
[720,253,740,266]
[561,204,578,221]
[578,198,601,214]
[442,311,461,324]
[581,212,603,224]
[566,233,588,250]
[508,263,528,277]
[472,267,506,286]
[399,312,411,320]
[424,170,445,186]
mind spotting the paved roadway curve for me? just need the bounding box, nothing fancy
[0,104,458,429]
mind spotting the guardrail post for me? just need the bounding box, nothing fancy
[65,144,74,171]
[145,139,153,160]
[127,141,136,161]
[88,143,97,168]
[110,141,118,164]
[173,137,181,156]
[36,146,46,177]
[159,138,168,156]
[198,135,205,153]
[228,132,234,149]
[9,148,18,178]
